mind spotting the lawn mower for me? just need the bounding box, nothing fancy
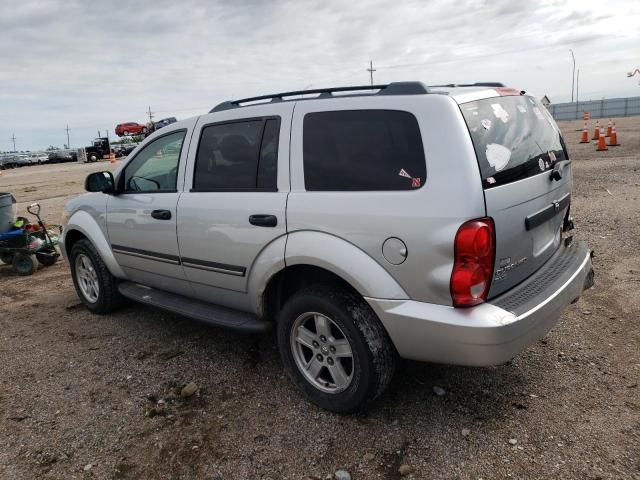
[0,203,62,276]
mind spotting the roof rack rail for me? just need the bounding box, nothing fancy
[469,82,505,87]
[429,82,506,88]
[210,82,430,113]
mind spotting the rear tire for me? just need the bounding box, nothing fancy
[70,239,124,314]
[0,253,14,265]
[12,253,36,276]
[277,285,396,413]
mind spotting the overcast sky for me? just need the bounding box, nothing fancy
[1,0,639,151]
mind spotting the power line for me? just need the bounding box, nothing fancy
[65,124,71,148]
[147,106,154,124]
[11,133,16,152]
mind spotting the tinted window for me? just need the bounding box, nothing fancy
[122,130,185,192]
[194,119,280,191]
[303,110,426,191]
[460,96,568,188]
[257,119,279,190]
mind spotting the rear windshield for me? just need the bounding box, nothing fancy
[460,95,567,188]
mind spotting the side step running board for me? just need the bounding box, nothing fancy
[117,281,271,333]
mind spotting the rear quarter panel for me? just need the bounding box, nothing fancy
[287,94,486,305]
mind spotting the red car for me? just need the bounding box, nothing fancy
[115,122,148,137]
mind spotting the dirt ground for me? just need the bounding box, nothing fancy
[0,118,638,480]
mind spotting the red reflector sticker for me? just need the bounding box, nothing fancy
[495,87,522,96]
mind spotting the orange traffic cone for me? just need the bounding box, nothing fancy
[606,119,612,137]
[596,128,608,151]
[592,121,600,140]
[608,123,620,146]
[580,123,589,143]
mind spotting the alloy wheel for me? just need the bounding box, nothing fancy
[290,312,354,394]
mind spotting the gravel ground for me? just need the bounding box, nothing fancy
[0,118,638,480]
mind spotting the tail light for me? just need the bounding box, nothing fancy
[450,218,495,307]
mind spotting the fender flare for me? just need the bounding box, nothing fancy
[283,231,409,300]
[246,235,288,316]
[62,210,127,279]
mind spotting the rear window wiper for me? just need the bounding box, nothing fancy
[550,159,572,181]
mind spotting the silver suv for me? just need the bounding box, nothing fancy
[61,82,594,412]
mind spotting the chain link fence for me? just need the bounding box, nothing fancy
[547,96,640,121]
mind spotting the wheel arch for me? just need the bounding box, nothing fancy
[258,231,409,320]
[62,210,127,279]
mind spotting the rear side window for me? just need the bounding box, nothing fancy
[303,110,426,191]
[461,96,567,188]
[193,117,280,191]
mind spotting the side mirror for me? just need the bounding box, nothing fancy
[85,171,116,193]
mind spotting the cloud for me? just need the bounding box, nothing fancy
[0,0,638,150]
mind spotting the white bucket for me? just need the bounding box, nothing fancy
[0,193,17,233]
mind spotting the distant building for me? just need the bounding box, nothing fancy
[539,95,551,107]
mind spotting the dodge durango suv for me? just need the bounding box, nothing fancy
[61,82,594,412]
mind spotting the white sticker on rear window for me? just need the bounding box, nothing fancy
[485,143,511,172]
[517,105,527,113]
[533,107,544,120]
[481,119,492,130]
[491,103,510,123]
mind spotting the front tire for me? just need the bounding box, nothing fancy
[277,285,396,413]
[70,239,124,314]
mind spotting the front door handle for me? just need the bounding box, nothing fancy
[249,214,277,227]
[151,209,172,220]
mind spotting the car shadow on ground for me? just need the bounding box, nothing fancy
[111,300,530,423]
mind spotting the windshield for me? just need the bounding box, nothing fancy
[460,95,567,188]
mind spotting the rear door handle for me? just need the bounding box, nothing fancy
[151,209,172,220]
[249,214,277,227]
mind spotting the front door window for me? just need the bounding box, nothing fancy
[122,131,186,193]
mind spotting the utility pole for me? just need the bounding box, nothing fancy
[11,133,17,152]
[147,106,154,124]
[569,49,576,103]
[366,60,376,87]
[575,69,580,120]
[65,124,71,149]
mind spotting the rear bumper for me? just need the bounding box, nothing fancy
[366,241,593,366]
